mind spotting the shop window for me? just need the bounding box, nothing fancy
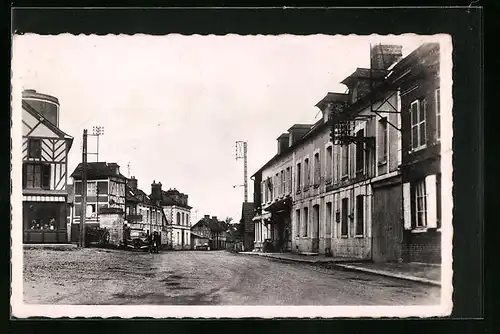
[24,202,64,230]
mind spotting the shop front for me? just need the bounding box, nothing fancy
[23,197,68,243]
[264,196,292,253]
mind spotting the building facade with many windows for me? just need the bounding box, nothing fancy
[150,182,192,250]
[69,162,127,242]
[398,43,442,263]
[252,43,443,264]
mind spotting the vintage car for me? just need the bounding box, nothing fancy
[125,229,149,251]
[194,242,210,251]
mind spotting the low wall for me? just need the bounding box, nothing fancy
[403,230,441,263]
[99,211,124,247]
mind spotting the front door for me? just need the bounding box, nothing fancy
[372,184,403,262]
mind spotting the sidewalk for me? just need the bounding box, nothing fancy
[239,251,366,264]
[332,261,441,286]
[239,251,441,286]
[23,243,79,251]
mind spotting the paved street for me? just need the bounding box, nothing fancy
[24,247,441,305]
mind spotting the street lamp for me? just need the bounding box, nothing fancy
[91,126,104,162]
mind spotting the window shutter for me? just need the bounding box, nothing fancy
[425,174,437,228]
[403,182,412,230]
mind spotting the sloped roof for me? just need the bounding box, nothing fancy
[314,92,349,111]
[240,202,255,233]
[22,100,74,149]
[340,68,388,87]
[70,162,128,180]
[191,216,225,232]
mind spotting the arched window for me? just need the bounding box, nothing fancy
[182,212,185,225]
[176,212,181,224]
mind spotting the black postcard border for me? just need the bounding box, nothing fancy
[6,5,485,332]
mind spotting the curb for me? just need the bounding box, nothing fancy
[239,252,441,287]
[331,263,441,287]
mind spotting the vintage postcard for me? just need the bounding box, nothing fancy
[11,33,453,318]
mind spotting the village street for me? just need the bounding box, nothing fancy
[23,247,440,305]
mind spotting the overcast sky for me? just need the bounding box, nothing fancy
[13,34,428,224]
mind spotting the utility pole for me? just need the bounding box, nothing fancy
[235,141,248,202]
[80,129,88,247]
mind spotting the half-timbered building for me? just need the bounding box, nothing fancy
[22,90,74,243]
[69,162,127,242]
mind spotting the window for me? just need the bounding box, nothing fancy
[414,180,427,227]
[341,198,349,237]
[326,202,332,235]
[28,139,42,159]
[341,144,349,177]
[176,212,181,224]
[261,181,265,203]
[410,99,426,150]
[314,152,320,186]
[275,173,279,198]
[303,207,309,237]
[295,209,301,237]
[87,182,97,196]
[435,88,441,140]
[326,146,333,182]
[286,167,291,194]
[281,170,285,195]
[86,204,96,218]
[182,212,185,225]
[355,129,365,174]
[23,163,50,189]
[296,163,302,190]
[304,158,310,188]
[378,119,388,163]
[355,195,364,236]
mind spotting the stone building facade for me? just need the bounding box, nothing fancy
[252,43,444,264]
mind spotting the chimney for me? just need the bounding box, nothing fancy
[107,163,120,175]
[277,133,290,155]
[151,181,162,202]
[288,124,313,147]
[370,44,403,70]
[127,176,138,189]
